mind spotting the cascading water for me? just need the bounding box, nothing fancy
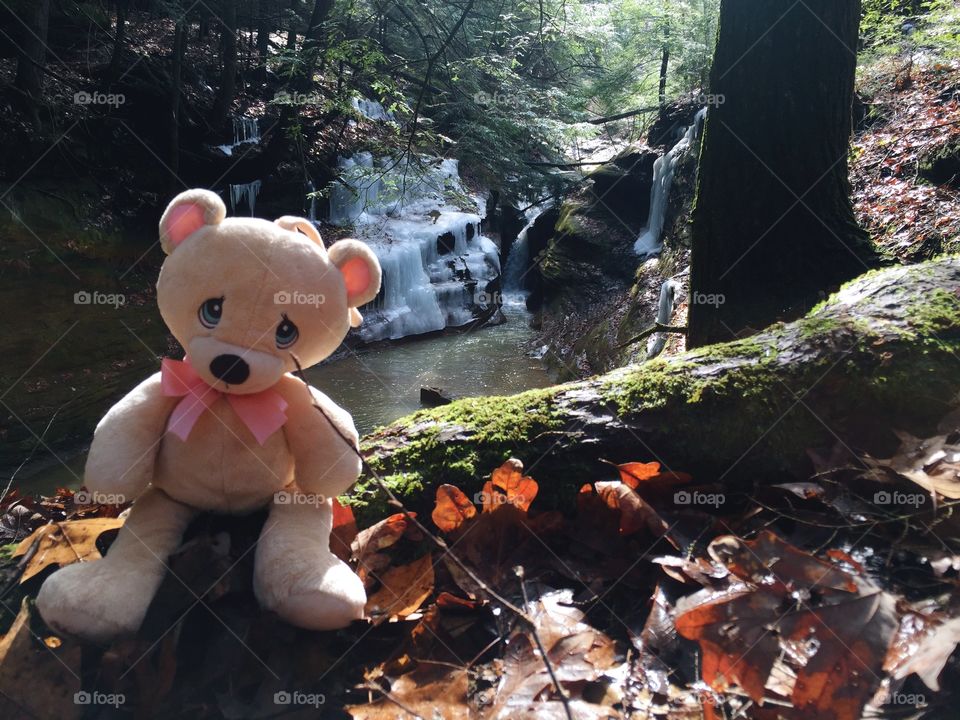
[351,96,396,122]
[634,108,707,258]
[328,154,501,342]
[647,278,681,359]
[217,117,260,157]
[230,180,262,216]
[503,204,550,294]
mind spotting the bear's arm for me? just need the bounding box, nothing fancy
[84,372,178,500]
[278,376,362,498]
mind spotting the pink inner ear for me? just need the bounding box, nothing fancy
[340,256,371,303]
[163,203,207,248]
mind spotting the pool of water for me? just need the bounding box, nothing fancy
[14,296,552,495]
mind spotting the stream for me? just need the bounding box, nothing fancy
[14,295,551,495]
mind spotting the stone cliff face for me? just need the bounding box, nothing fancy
[529,102,704,379]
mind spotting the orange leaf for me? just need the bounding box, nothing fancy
[617,461,661,488]
[487,458,538,512]
[330,498,358,564]
[365,553,435,622]
[432,485,476,532]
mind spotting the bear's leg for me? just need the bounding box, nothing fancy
[253,496,365,630]
[37,487,195,642]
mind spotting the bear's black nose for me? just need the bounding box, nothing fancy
[209,354,249,385]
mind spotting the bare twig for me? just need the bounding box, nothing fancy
[616,323,688,349]
[289,357,573,719]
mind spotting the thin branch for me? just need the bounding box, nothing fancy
[617,323,688,349]
[289,357,573,719]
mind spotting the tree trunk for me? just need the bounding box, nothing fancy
[291,0,333,92]
[658,44,669,106]
[169,18,186,193]
[285,0,300,50]
[257,0,271,59]
[688,0,876,347]
[351,258,960,524]
[107,0,130,84]
[14,0,51,105]
[210,0,238,126]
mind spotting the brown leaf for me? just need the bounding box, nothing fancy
[594,481,668,537]
[330,498,358,564]
[616,461,662,488]
[431,484,477,532]
[484,458,539,512]
[365,553,435,622]
[13,518,124,582]
[886,614,960,691]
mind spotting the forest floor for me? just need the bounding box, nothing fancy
[852,55,960,262]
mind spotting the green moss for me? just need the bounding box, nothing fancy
[905,287,960,337]
[351,386,568,524]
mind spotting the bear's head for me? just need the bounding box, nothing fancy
[156,189,381,394]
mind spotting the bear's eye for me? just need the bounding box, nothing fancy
[198,297,224,329]
[276,315,299,349]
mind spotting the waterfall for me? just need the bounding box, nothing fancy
[503,204,550,293]
[229,180,262,216]
[646,279,681,359]
[217,117,260,157]
[306,180,319,227]
[634,108,707,258]
[351,96,396,122]
[326,154,501,342]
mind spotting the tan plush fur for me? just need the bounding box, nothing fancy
[36,189,381,641]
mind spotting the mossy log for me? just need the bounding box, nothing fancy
[350,258,960,524]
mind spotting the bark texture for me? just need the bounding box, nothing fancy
[351,258,960,524]
[689,0,876,346]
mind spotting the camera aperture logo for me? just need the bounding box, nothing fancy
[873,490,926,507]
[74,90,125,108]
[274,690,325,707]
[74,691,125,707]
[74,290,125,309]
[74,490,125,506]
[274,290,325,307]
[274,491,327,507]
[673,489,725,508]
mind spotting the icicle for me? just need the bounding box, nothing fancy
[634,108,707,257]
[229,180,261,216]
[646,279,681,359]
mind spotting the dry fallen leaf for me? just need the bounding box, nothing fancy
[432,484,477,532]
[13,518,124,582]
[365,553,435,622]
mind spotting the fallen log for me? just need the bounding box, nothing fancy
[351,258,960,523]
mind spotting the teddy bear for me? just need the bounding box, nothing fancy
[36,188,382,641]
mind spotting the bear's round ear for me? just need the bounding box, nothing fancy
[159,189,226,254]
[328,239,381,310]
[274,216,325,250]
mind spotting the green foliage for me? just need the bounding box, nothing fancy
[861,0,960,58]
[297,0,719,205]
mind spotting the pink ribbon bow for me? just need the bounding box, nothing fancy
[160,358,289,446]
